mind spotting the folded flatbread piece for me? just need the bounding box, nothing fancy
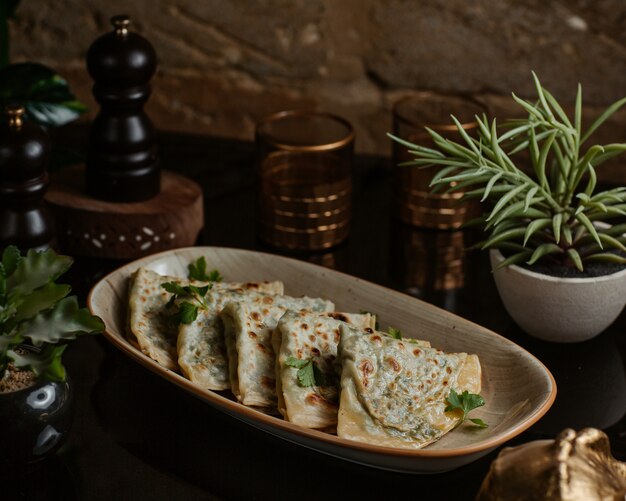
[274,310,377,429]
[337,324,481,449]
[220,295,334,409]
[177,290,312,390]
[128,267,283,371]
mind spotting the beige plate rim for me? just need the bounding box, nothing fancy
[88,246,557,459]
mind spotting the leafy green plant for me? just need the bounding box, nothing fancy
[0,246,104,382]
[390,73,626,271]
[0,1,86,126]
[0,63,87,127]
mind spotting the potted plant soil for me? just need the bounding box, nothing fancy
[391,73,626,342]
[0,246,104,464]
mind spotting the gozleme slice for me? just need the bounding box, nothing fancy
[337,325,481,449]
[128,267,283,371]
[274,310,377,429]
[177,290,302,390]
[220,295,334,409]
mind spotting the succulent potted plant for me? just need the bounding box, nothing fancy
[0,246,104,464]
[390,73,626,343]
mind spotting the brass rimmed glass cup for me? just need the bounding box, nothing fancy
[256,110,354,251]
[392,93,487,229]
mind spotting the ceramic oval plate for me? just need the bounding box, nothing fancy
[88,246,556,474]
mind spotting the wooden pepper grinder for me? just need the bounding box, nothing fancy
[0,105,55,251]
[45,15,203,259]
[86,15,160,202]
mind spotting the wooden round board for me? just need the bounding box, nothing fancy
[46,165,203,259]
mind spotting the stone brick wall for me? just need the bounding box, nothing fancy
[8,0,626,181]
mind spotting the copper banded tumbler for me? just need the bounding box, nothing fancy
[392,93,486,229]
[256,111,354,251]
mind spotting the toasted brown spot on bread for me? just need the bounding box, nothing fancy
[305,393,331,406]
[360,359,373,375]
[386,357,401,372]
[328,312,348,323]
[261,376,275,388]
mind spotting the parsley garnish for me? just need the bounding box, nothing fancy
[161,281,213,325]
[387,326,402,339]
[188,256,223,283]
[445,389,488,428]
[285,356,326,387]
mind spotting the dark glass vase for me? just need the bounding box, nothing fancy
[0,376,74,465]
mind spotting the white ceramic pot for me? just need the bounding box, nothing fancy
[490,249,626,343]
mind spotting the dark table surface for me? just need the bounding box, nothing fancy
[6,125,626,500]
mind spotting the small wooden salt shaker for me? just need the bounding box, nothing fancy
[0,105,55,251]
[86,15,160,202]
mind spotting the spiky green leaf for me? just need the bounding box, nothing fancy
[481,227,526,249]
[8,345,67,382]
[2,246,21,277]
[20,296,104,346]
[487,183,529,222]
[566,248,583,272]
[584,253,626,264]
[493,250,533,270]
[582,96,626,144]
[552,213,563,245]
[575,212,602,249]
[524,218,551,246]
[7,249,72,298]
[527,243,564,265]
[14,283,71,322]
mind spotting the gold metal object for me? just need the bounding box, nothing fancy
[111,15,131,37]
[476,428,626,501]
[256,110,353,251]
[6,105,25,129]
[392,93,486,229]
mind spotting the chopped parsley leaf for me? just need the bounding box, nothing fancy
[188,256,223,282]
[445,389,488,428]
[285,356,326,387]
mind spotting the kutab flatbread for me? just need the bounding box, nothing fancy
[337,324,481,449]
[177,289,297,390]
[220,295,334,409]
[274,310,376,429]
[128,267,283,371]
